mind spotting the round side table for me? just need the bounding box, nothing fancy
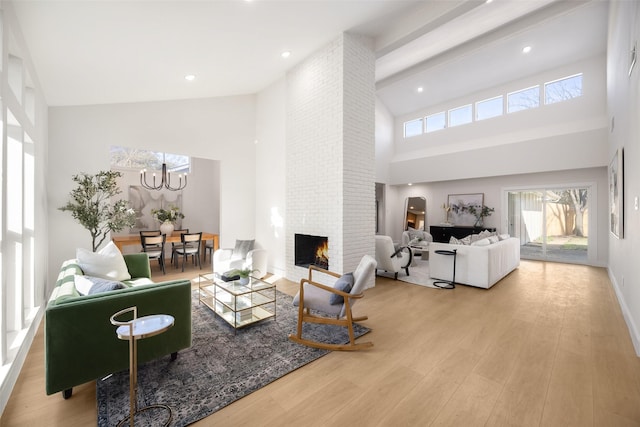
[110,307,174,427]
[433,249,457,290]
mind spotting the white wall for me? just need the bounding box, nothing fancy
[388,56,609,184]
[386,167,608,267]
[112,157,220,254]
[48,95,256,288]
[255,77,287,277]
[285,33,376,283]
[0,0,49,415]
[607,0,640,355]
[375,97,394,183]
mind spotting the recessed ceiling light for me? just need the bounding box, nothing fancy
[417,87,424,93]
[522,46,532,54]
[408,183,413,186]
[485,0,493,4]
[281,51,291,59]
[184,74,196,81]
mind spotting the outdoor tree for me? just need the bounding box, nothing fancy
[564,189,588,237]
[59,170,137,252]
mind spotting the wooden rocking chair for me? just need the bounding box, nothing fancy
[288,254,377,351]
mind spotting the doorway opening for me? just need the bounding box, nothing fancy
[507,186,589,264]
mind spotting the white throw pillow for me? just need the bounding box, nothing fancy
[74,275,94,296]
[488,236,499,244]
[498,233,510,241]
[449,236,464,245]
[76,241,131,281]
[471,238,491,246]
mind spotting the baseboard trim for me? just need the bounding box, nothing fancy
[0,307,45,416]
[608,267,640,357]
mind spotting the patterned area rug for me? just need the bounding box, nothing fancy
[97,290,370,427]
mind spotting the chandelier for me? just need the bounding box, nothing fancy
[140,162,187,191]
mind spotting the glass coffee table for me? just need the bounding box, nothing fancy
[197,273,276,330]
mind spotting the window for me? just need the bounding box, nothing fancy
[545,73,583,105]
[110,146,190,173]
[425,112,446,133]
[507,86,540,113]
[403,118,423,138]
[476,96,503,121]
[448,104,472,127]
[400,72,582,138]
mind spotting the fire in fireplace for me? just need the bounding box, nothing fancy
[295,234,329,269]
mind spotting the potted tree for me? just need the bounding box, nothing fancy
[59,170,137,252]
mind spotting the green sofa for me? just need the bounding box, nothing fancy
[45,252,192,398]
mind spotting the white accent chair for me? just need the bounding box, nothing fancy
[375,235,411,279]
[212,239,268,279]
[401,228,433,247]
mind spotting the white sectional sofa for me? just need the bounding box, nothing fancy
[429,237,520,289]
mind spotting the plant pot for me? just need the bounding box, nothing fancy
[160,221,174,236]
[239,276,250,285]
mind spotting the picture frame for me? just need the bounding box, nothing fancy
[447,193,484,226]
[128,185,183,232]
[609,148,624,238]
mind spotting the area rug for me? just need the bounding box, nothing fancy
[97,290,370,426]
[377,259,440,289]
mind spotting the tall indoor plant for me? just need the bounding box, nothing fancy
[59,170,137,252]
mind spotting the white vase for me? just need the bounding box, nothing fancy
[160,221,174,236]
[239,276,250,285]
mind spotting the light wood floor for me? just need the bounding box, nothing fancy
[2,260,640,426]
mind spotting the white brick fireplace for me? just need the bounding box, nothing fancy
[285,32,376,285]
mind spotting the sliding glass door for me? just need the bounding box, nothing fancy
[507,187,588,264]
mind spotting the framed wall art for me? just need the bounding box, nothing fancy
[609,148,624,238]
[447,193,483,226]
[128,185,183,232]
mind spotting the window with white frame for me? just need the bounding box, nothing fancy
[401,72,583,139]
[425,112,446,133]
[507,85,540,113]
[448,104,472,127]
[476,95,503,121]
[545,73,583,105]
[403,118,423,138]
[110,146,190,173]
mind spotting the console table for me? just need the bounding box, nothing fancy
[430,225,497,243]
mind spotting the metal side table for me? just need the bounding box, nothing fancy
[433,249,457,289]
[110,307,174,427]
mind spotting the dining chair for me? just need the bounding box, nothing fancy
[139,230,162,251]
[170,228,190,266]
[174,232,202,272]
[141,233,167,274]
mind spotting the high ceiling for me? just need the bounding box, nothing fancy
[10,0,608,116]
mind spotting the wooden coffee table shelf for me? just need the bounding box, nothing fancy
[198,273,276,329]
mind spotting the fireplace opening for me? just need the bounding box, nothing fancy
[295,234,329,270]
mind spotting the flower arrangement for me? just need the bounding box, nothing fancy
[151,205,184,224]
[466,205,495,227]
[59,170,137,252]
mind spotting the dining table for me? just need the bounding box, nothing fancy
[112,232,219,263]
